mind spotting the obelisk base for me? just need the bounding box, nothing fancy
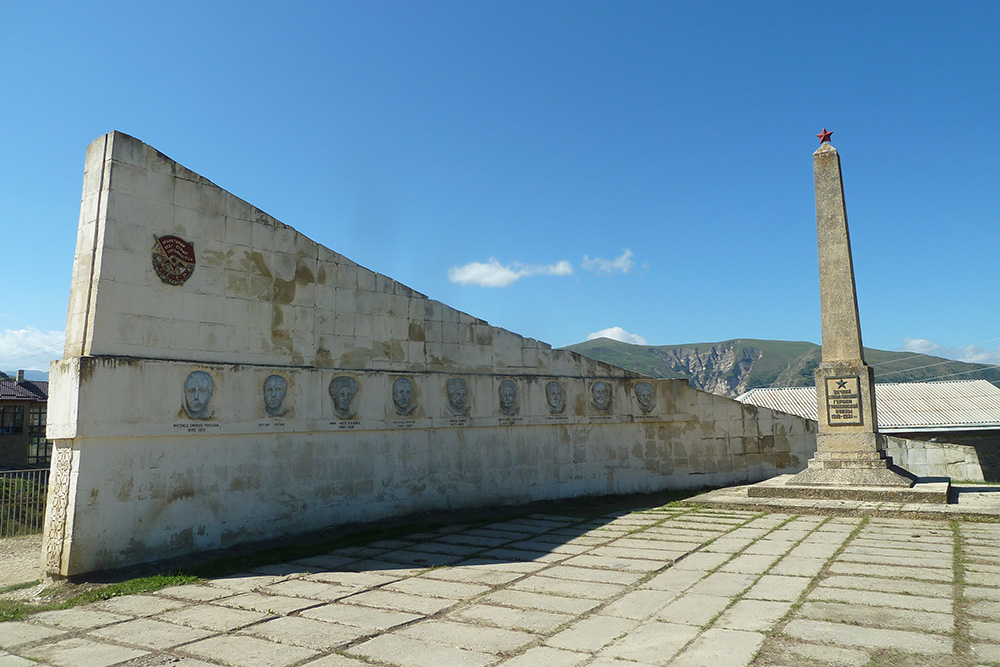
[790,432,915,487]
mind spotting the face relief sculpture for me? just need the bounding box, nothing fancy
[392,377,416,416]
[263,374,288,417]
[498,379,518,416]
[183,371,214,419]
[634,381,656,413]
[329,376,358,420]
[446,377,469,416]
[592,381,611,411]
[545,380,565,414]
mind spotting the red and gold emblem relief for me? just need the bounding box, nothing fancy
[152,235,196,285]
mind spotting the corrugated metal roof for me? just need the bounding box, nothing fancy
[737,379,1000,432]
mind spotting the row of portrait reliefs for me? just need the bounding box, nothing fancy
[183,371,660,421]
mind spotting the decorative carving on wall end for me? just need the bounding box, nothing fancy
[45,444,74,572]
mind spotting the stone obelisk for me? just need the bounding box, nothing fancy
[791,131,913,488]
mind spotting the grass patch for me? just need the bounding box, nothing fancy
[0,574,198,623]
[0,580,40,595]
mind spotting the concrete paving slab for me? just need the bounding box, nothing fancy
[0,622,67,649]
[599,620,700,663]
[89,594,187,617]
[344,589,458,615]
[347,633,495,667]
[497,646,590,666]
[396,618,536,654]
[420,566,523,586]
[598,589,681,620]
[714,599,793,631]
[767,556,827,577]
[668,628,764,667]
[155,603,273,631]
[808,585,953,613]
[28,608,130,631]
[743,574,812,601]
[89,617,215,649]
[180,633,318,667]
[783,618,953,654]
[685,572,757,597]
[656,593,730,626]
[449,604,572,633]
[241,615,368,650]
[545,615,638,652]
[0,652,41,667]
[479,589,601,615]
[798,599,953,633]
[157,583,234,602]
[511,575,622,599]
[384,576,490,600]
[299,602,421,631]
[19,636,147,667]
[218,591,324,614]
[819,573,952,597]
[299,654,378,667]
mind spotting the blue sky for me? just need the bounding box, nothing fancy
[2,2,999,373]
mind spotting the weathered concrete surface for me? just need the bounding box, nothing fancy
[44,131,820,577]
[784,141,914,492]
[7,501,1000,666]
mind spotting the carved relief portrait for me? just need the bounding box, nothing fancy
[446,377,469,417]
[545,380,565,415]
[498,379,519,416]
[591,381,612,411]
[263,374,289,417]
[392,376,417,416]
[329,376,358,420]
[183,371,214,420]
[634,381,656,413]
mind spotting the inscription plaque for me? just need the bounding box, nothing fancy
[825,376,863,426]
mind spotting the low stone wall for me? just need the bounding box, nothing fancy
[885,435,984,482]
[45,356,816,575]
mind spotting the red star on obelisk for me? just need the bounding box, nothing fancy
[817,128,833,143]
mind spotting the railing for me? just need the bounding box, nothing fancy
[0,468,49,537]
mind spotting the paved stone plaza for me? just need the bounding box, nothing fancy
[4,502,1000,666]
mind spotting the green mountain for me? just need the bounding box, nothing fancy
[563,338,1000,398]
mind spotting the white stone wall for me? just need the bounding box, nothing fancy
[44,132,818,576]
[884,435,984,482]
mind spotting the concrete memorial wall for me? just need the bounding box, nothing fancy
[43,132,818,576]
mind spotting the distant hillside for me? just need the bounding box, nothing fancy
[563,338,1000,398]
[0,369,49,382]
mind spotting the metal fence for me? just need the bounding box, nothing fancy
[0,468,49,537]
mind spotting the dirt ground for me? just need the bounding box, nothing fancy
[0,533,44,590]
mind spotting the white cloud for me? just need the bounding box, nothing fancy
[898,337,1000,367]
[901,337,941,354]
[587,326,648,346]
[582,249,635,275]
[954,345,1000,366]
[0,327,65,372]
[448,258,573,287]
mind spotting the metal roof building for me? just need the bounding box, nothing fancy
[737,379,1000,433]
